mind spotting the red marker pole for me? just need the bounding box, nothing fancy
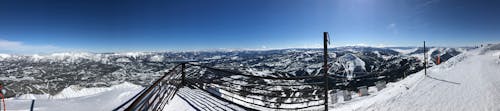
[438,56,441,65]
[0,84,5,111]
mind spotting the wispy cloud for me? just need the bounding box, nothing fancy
[0,39,61,54]
[418,0,441,9]
[387,23,399,35]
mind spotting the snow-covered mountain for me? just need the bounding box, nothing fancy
[0,46,471,99]
[0,45,485,111]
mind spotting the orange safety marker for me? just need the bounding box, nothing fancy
[0,84,5,111]
[437,56,441,65]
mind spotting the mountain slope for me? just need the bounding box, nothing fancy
[5,82,143,111]
[333,44,500,111]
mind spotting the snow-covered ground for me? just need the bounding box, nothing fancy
[163,92,197,111]
[5,82,142,111]
[174,87,246,111]
[331,44,500,111]
[4,82,240,111]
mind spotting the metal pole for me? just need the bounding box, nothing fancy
[30,100,35,111]
[182,63,186,86]
[424,41,427,76]
[323,32,329,110]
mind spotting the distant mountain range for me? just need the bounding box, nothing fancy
[0,46,474,98]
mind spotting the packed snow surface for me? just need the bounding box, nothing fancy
[6,82,143,111]
[332,44,500,111]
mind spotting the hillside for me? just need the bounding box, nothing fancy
[332,44,500,111]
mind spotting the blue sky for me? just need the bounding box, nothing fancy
[0,0,499,53]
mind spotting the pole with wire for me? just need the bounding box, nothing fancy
[323,32,330,110]
[424,41,427,76]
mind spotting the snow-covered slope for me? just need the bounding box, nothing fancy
[6,82,143,111]
[336,53,366,78]
[0,53,12,61]
[332,44,500,111]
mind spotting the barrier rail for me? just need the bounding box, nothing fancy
[114,64,184,111]
[116,62,403,111]
[186,63,327,110]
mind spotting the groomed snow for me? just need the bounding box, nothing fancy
[6,82,143,111]
[331,44,500,111]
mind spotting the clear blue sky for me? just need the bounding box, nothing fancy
[0,0,499,53]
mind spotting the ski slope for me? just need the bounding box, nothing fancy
[4,82,243,111]
[5,82,143,111]
[332,44,500,111]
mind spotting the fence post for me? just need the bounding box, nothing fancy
[323,32,329,110]
[424,41,427,76]
[181,63,186,86]
[31,99,35,111]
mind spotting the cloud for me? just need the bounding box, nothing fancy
[0,39,61,53]
[386,23,399,35]
[414,0,441,16]
[261,45,267,49]
[0,39,23,48]
[418,0,441,9]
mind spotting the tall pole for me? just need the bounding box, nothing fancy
[181,63,186,86]
[424,41,427,76]
[323,32,329,110]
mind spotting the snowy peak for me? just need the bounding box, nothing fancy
[335,53,366,78]
[390,47,418,55]
[0,53,11,61]
[0,53,11,58]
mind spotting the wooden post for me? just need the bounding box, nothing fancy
[323,32,329,110]
[424,41,427,76]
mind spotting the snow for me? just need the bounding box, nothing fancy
[174,87,245,111]
[204,55,224,60]
[392,48,418,55]
[4,83,231,111]
[0,53,11,58]
[116,52,152,58]
[163,94,197,111]
[2,45,495,111]
[149,55,164,62]
[331,44,500,111]
[116,57,132,63]
[0,76,35,81]
[337,53,366,78]
[50,52,93,58]
[6,82,143,111]
[31,54,45,61]
[245,68,273,77]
